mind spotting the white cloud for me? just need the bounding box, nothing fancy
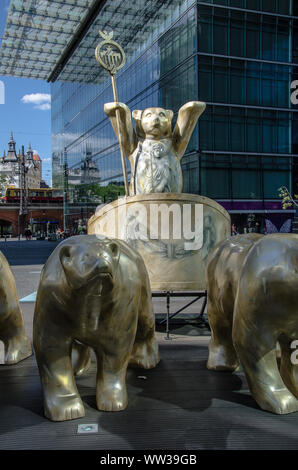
[41,157,51,162]
[36,103,51,111]
[21,93,51,111]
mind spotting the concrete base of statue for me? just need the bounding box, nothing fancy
[88,193,230,291]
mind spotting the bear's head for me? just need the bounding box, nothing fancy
[59,236,119,292]
[132,107,173,140]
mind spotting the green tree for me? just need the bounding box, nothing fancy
[278,186,298,210]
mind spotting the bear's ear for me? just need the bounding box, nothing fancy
[59,244,83,289]
[59,245,73,278]
[108,241,119,259]
[166,109,174,122]
[132,109,145,139]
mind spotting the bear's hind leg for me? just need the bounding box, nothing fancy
[72,341,91,377]
[34,327,85,421]
[278,335,298,400]
[129,287,160,369]
[207,299,238,371]
[0,308,32,364]
[233,323,298,414]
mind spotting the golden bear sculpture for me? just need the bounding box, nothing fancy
[104,101,206,195]
[0,250,32,364]
[206,233,298,415]
[33,235,160,421]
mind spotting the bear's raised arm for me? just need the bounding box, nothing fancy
[104,102,138,158]
[172,101,206,159]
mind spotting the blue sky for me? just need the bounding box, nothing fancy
[0,0,52,185]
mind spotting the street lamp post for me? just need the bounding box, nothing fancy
[63,147,69,233]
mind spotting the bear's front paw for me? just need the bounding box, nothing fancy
[5,335,32,365]
[256,389,298,415]
[207,342,238,371]
[129,338,160,369]
[44,395,85,421]
[96,384,128,412]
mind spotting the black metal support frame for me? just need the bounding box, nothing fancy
[152,290,209,339]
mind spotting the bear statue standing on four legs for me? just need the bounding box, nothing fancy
[0,250,32,364]
[207,233,298,415]
[33,235,160,421]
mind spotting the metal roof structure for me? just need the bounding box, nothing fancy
[0,0,179,84]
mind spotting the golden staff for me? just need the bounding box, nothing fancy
[95,30,129,196]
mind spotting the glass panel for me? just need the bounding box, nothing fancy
[213,58,228,103]
[230,11,244,57]
[262,0,276,13]
[214,108,229,151]
[262,16,276,61]
[230,60,245,104]
[199,110,214,150]
[278,112,291,153]
[230,0,245,7]
[198,6,213,53]
[261,63,276,107]
[262,111,278,153]
[213,9,228,55]
[263,171,289,198]
[246,0,260,10]
[232,169,262,198]
[230,109,245,152]
[201,167,231,198]
[277,67,290,107]
[246,13,260,59]
[246,109,262,152]
[246,62,260,105]
[198,56,212,102]
[277,19,291,62]
[277,0,291,15]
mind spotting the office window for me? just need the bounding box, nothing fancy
[262,63,276,107]
[230,108,245,152]
[277,0,292,15]
[213,58,228,102]
[201,167,231,198]
[198,7,212,53]
[262,111,278,153]
[214,108,229,150]
[246,109,262,153]
[277,67,290,107]
[232,169,262,198]
[278,112,291,153]
[246,14,260,58]
[199,110,214,150]
[230,0,245,7]
[246,62,260,105]
[262,16,276,61]
[230,11,244,57]
[262,0,276,13]
[263,171,289,198]
[213,9,228,55]
[277,19,291,63]
[230,60,245,104]
[198,56,212,101]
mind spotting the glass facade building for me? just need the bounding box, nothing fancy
[50,0,298,233]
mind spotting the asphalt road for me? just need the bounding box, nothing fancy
[0,239,61,266]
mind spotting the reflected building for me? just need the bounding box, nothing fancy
[1,0,297,233]
[0,132,42,190]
